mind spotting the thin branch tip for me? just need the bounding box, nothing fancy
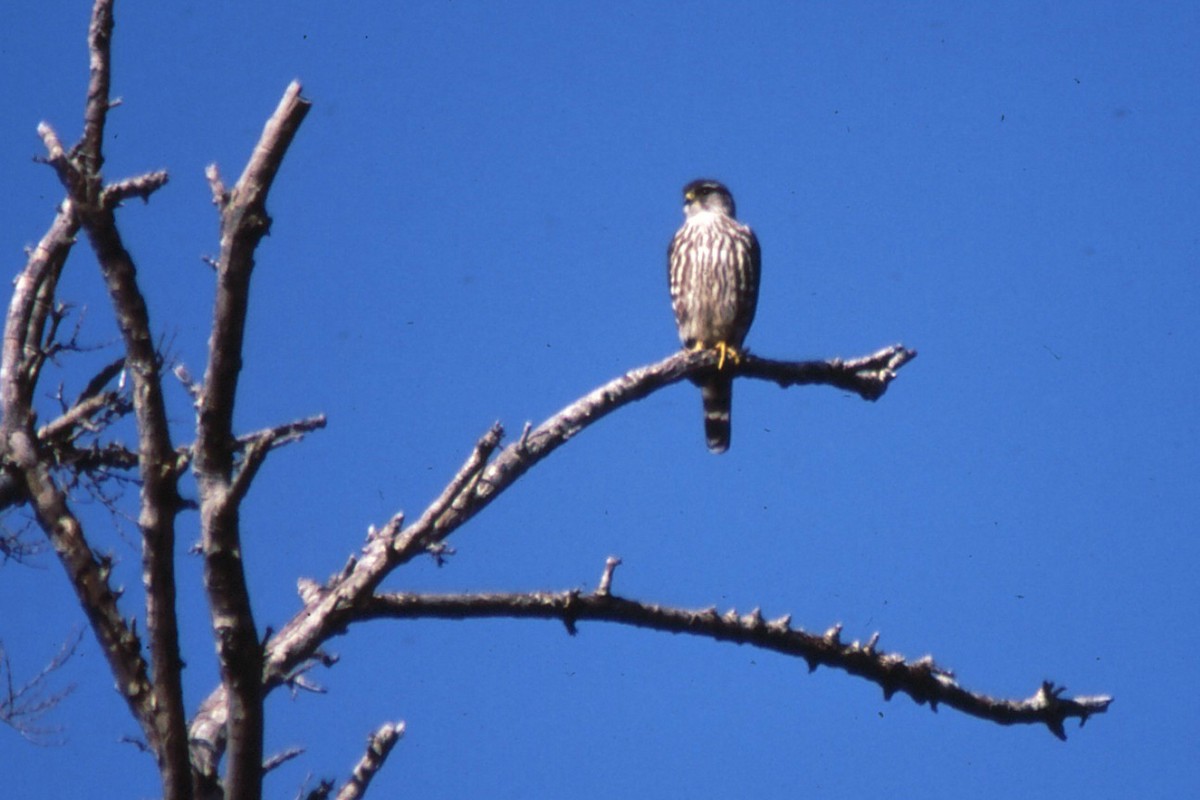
[205,163,228,206]
[102,171,170,206]
[333,719,405,800]
[596,556,622,596]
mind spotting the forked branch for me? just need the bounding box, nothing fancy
[21,1,188,795]
[188,343,917,773]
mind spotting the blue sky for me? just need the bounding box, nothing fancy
[1,1,1197,797]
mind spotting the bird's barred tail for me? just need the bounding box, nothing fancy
[701,376,733,454]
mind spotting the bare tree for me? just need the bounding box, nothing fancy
[0,2,1111,799]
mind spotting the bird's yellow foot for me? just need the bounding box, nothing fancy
[685,341,742,370]
[714,341,742,371]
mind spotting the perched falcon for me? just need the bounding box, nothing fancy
[668,179,762,453]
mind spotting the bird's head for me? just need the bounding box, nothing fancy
[682,179,736,218]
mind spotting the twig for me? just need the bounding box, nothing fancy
[0,628,83,744]
[403,423,503,551]
[101,171,170,206]
[37,391,125,443]
[334,721,405,800]
[263,745,306,774]
[596,556,621,596]
[228,414,327,505]
[75,356,126,405]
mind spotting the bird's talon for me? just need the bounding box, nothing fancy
[715,342,741,371]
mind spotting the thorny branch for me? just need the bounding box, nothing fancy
[15,1,191,796]
[364,583,1111,740]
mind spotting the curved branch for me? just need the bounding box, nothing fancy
[363,587,1110,739]
[391,343,917,559]
[187,343,917,769]
[0,197,160,748]
[0,201,79,423]
[193,345,915,769]
[277,344,918,675]
[0,203,82,511]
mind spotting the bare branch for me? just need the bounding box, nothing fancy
[228,414,327,506]
[1,200,79,416]
[36,123,68,166]
[101,171,170,207]
[334,721,405,800]
[191,80,310,800]
[405,423,503,553]
[596,556,621,597]
[55,441,139,474]
[8,409,324,532]
[76,148,189,800]
[263,745,306,774]
[740,343,917,400]
[205,164,228,207]
[0,427,157,746]
[77,0,114,175]
[37,390,125,444]
[298,779,334,800]
[190,343,919,770]
[0,203,81,512]
[75,356,126,406]
[172,363,203,407]
[0,518,46,564]
[390,344,917,562]
[198,80,311,462]
[363,589,1111,739]
[0,629,82,744]
[0,193,159,758]
[0,357,132,516]
[27,2,190,793]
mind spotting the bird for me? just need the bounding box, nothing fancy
[667,179,762,453]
